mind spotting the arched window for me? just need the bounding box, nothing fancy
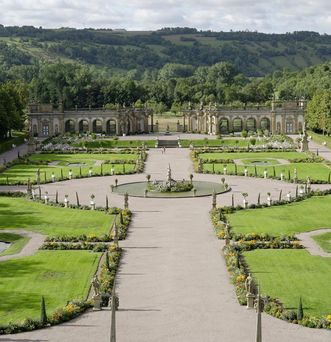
[65,120,75,133]
[106,120,117,135]
[232,118,242,132]
[92,119,103,133]
[260,118,270,131]
[246,118,256,132]
[219,118,229,134]
[79,120,89,133]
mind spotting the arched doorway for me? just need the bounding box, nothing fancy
[232,117,242,132]
[260,117,270,131]
[65,120,75,133]
[246,118,256,132]
[92,119,103,133]
[219,118,229,134]
[79,120,89,134]
[106,119,117,135]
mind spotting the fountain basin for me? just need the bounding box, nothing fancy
[112,181,229,198]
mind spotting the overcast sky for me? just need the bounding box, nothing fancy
[0,0,330,33]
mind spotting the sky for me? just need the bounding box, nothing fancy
[0,0,330,34]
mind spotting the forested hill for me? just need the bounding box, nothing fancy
[1,26,331,77]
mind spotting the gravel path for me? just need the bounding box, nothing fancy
[0,229,45,262]
[297,228,331,257]
[1,148,331,341]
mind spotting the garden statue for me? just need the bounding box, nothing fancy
[294,168,298,182]
[263,169,268,179]
[300,122,309,152]
[91,275,101,297]
[245,273,255,309]
[44,192,49,205]
[244,168,248,177]
[245,273,255,295]
[91,275,102,311]
[287,191,291,202]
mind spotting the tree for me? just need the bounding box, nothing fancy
[306,90,331,135]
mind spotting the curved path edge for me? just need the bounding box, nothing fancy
[297,228,331,257]
[0,229,45,262]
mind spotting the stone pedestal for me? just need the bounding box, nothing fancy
[93,294,102,311]
[246,293,255,309]
[300,135,309,152]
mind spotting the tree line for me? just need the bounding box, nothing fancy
[0,59,330,138]
[0,81,28,140]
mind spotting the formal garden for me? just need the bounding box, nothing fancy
[196,150,331,183]
[0,151,146,185]
[211,190,331,329]
[0,192,131,333]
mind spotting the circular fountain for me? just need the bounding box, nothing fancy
[112,165,229,198]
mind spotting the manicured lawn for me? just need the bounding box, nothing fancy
[0,153,138,184]
[0,250,100,324]
[73,140,155,148]
[244,249,331,316]
[180,138,265,148]
[228,195,331,236]
[0,197,114,237]
[0,232,29,256]
[313,232,331,253]
[203,162,331,182]
[308,131,331,149]
[199,151,307,160]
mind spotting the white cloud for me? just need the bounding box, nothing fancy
[0,0,330,33]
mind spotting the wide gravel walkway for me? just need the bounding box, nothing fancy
[1,148,331,342]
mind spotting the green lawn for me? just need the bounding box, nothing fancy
[313,232,331,253]
[308,131,331,149]
[0,197,114,237]
[228,196,331,236]
[73,140,155,148]
[0,250,100,324]
[0,153,138,184]
[180,139,265,148]
[0,232,29,256]
[199,151,307,160]
[244,249,331,316]
[203,162,331,182]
